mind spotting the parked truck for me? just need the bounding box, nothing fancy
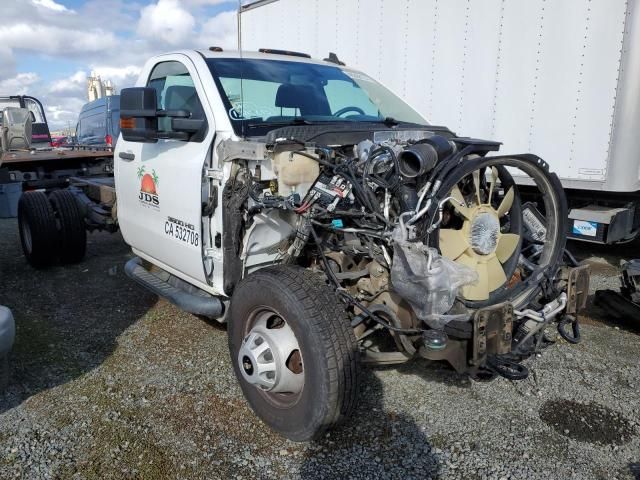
[0,95,116,266]
[16,48,589,441]
[239,0,640,245]
[76,95,121,147]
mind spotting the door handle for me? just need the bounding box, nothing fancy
[119,152,135,161]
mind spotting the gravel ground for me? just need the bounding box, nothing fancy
[0,217,639,480]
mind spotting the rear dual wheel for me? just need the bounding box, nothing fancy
[50,190,87,264]
[18,190,86,268]
[18,191,59,268]
[228,266,360,441]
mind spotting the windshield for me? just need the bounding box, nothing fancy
[206,58,428,136]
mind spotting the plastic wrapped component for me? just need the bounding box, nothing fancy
[391,228,478,329]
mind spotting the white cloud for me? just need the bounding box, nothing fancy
[185,0,237,5]
[45,97,87,130]
[31,0,74,13]
[0,45,16,81]
[137,0,196,46]
[0,1,238,130]
[200,10,238,50]
[89,65,142,84]
[0,73,40,95]
[0,24,118,56]
[49,71,87,95]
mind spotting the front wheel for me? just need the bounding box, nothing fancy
[228,266,359,441]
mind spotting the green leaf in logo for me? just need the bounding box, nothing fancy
[137,165,145,179]
[152,169,159,186]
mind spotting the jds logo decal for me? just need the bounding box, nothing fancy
[137,166,159,209]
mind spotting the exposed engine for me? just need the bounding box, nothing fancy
[221,127,589,379]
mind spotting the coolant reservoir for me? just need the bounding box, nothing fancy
[272,151,320,197]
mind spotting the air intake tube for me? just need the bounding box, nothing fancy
[398,143,439,179]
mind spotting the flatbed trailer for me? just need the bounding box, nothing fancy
[1,147,112,166]
[1,146,113,185]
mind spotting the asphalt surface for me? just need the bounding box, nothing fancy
[0,217,638,480]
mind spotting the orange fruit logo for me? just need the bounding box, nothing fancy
[137,166,159,194]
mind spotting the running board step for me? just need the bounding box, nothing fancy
[125,257,224,318]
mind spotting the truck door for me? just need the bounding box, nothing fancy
[115,58,214,285]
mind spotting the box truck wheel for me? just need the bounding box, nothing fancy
[18,191,59,268]
[228,265,360,441]
[49,190,86,264]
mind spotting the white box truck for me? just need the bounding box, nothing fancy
[239,0,640,244]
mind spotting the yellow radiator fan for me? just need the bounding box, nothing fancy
[439,167,520,301]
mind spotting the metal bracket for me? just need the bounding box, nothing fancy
[566,264,590,314]
[205,247,223,261]
[472,313,488,366]
[205,168,224,181]
[471,302,514,366]
[216,138,267,164]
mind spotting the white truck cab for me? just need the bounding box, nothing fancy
[116,51,229,295]
[114,49,588,441]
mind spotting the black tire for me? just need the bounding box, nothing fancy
[50,189,86,264]
[18,191,59,268]
[228,265,359,441]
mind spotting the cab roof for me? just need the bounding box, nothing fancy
[195,49,345,68]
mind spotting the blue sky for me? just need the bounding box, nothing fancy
[0,0,240,130]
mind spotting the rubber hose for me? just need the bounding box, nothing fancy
[557,314,581,344]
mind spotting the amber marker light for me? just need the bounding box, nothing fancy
[120,117,135,129]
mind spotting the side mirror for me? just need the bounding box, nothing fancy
[120,87,159,143]
[120,87,206,142]
[171,117,206,134]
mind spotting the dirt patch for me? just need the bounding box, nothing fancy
[540,399,636,445]
[581,258,620,276]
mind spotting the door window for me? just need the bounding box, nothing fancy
[23,98,46,124]
[146,61,206,133]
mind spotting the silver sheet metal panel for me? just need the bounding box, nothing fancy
[240,0,639,192]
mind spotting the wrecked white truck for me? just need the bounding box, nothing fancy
[18,49,589,441]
